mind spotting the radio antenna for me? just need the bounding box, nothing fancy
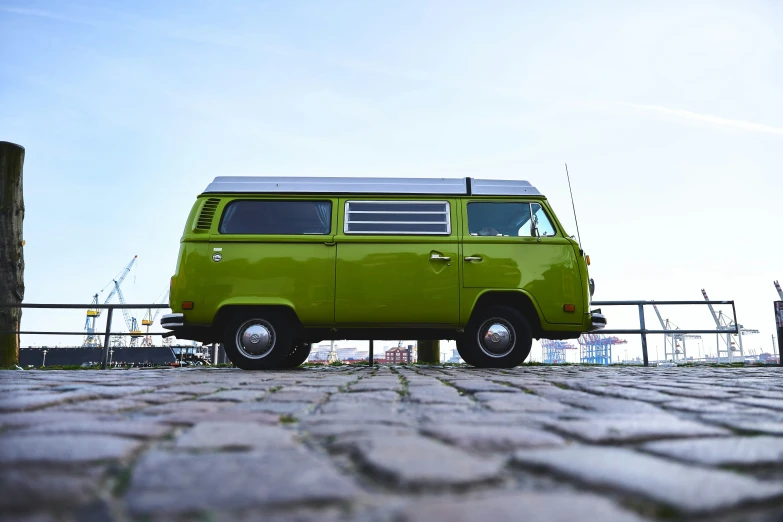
[565,163,582,249]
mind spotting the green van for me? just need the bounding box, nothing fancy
[161,177,605,369]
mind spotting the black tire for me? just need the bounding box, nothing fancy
[222,311,292,370]
[455,333,481,366]
[279,342,312,369]
[457,305,533,368]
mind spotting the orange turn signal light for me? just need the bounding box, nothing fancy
[563,304,576,313]
[585,255,591,266]
[182,301,194,310]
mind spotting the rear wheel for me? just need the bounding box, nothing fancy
[222,312,292,370]
[279,342,312,369]
[457,305,532,368]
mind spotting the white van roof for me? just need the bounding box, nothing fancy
[203,177,542,196]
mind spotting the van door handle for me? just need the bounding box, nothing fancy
[324,241,336,247]
[464,256,483,262]
[430,253,451,262]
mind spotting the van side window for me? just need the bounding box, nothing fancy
[218,200,332,235]
[531,203,556,237]
[344,201,450,235]
[467,202,557,237]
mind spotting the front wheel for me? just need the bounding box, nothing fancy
[223,313,292,370]
[457,305,533,368]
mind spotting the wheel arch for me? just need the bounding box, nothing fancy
[213,303,303,335]
[469,290,543,339]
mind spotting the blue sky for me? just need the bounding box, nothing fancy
[2,0,782,361]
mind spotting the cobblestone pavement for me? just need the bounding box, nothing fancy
[2,365,783,522]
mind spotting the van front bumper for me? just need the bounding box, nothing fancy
[589,309,607,330]
[161,313,184,330]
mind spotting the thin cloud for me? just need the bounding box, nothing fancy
[617,102,783,136]
[0,6,100,26]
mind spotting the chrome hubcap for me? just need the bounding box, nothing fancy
[478,319,515,358]
[236,320,275,359]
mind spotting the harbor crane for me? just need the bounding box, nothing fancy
[541,339,577,364]
[114,282,144,347]
[652,303,701,362]
[701,289,759,362]
[141,290,170,347]
[578,334,627,365]
[82,256,137,347]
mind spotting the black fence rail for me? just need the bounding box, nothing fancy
[0,299,751,369]
[0,303,169,369]
[592,300,739,366]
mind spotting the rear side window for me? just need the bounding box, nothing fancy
[219,200,332,235]
[344,201,451,235]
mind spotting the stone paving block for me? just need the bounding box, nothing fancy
[139,400,231,415]
[0,410,123,428]
[653,387,740,400]
[569,383,673,403]
[152,409,280,426]
[732,397,783,411]
[540,414,730,442]
[349,379,401,392]
[407,385,474,405]
[0,466,104,511]
[175,421,296,450]
[349,434,504,487]
[396,491,647,522]
[199,389,268,402]
[267,389,329,403]
[473,392,572,413]
[514,446,783,513]
[641,436,783,466]
[661,398,772,414]
[49,384,155,398]
[699,413,783,435]
[421,423,565,452]
[135,392,195,404]
[0,434,142,464]
[446,379,518,393]
[524,386,664,414]
[303,422,416,440]
[126,449,360,514]
[328,390,400,403]
[416,410,550,426]
[51,397,149,413]
[403,378,446,388]
[232,400,315,415]
[318,400,399,415]
[0,391,98,412]
[302,410,414,426]
[743,389,783,401]
[8,419,172,439]
[159,383,225,395]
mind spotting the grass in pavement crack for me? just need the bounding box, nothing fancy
[389,366,409,397]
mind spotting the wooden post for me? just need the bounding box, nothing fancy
[0,141,25,367]
[416,340,440,364]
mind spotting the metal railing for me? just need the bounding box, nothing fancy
[0,303,169,369]
[591,300,739,367]
[0,299,748,370]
